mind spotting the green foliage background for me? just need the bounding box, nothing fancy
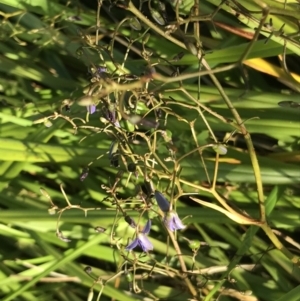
[0,0,299,301]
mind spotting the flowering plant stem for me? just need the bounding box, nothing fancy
[124,0,300,267]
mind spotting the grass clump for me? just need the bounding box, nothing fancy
[0,0,299,301]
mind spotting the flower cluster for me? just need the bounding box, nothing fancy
[124,191,185,253]
[154,190,185,232]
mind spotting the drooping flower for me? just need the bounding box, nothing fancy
[87,104,96,114]
[126,220,153,252]
[154,190,185,232]
[164,211,186,232]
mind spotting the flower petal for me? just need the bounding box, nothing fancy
[87,105,96,114]
[125,238,139,251]
[164,214,175,231]
[142,220,151,235]
[97,66,107,74]
[138,234,153,252]
[155,190,170,212]
[173,214,185,230]
[164,211,185,232]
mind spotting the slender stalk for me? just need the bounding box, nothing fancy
[261,224,300,265]
[167,229,198,297]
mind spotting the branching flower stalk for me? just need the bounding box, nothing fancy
[125,0,254,215]
[123,0,300,266]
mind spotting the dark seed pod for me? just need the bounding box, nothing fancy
[124,215,136,228]
[156,108,162,118]
[127,162,137,172]
[64,104,71,112]
[144,180,154,197]
[111,158,119,168]
[109,141,119,167]
[84,266,93,274]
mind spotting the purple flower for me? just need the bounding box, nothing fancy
[95,66,107,76]
[105,105,120,128]
[164,211,186,232]
[87,105,96,114]
[89,66,107,79]
[126,220,153,252]
[154,191,185,232]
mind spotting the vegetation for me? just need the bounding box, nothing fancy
[0,0,299,300]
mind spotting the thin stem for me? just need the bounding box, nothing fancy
[189,121,211,184]
[167,229,198,297]
[211,153,219,190]
[261,224,300,265]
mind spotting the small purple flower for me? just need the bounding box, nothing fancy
[96,66,107,75]
[105,105,120,128]
[87,105,96,114]
[126,220,153,252]
[89,66,107,79]
[164,211,186,232]
[155,190,185,232]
